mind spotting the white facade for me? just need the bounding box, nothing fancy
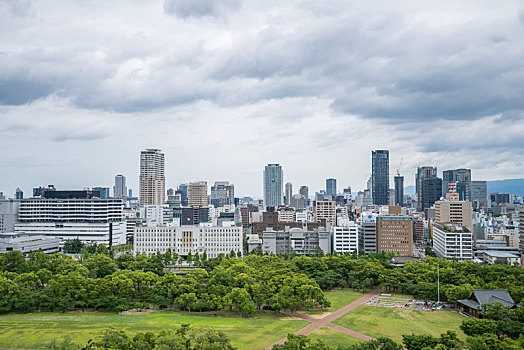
[15,198,126,245]
[331,220,359,254]
[432,224,473,261]
[0,199,20,232]
[0,232,60,254]
[134,225,243,258]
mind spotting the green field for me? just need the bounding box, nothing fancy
[308,327,364,348]
[0,311,308,349]
[333,306,466,342]
[315,289,366,313]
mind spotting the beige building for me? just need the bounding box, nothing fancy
[435,192,472,229]
[376,215,413,255]
[139,149,165,206]
[314,200,336,225]
[188,181,208,207]
[277,206,296,222]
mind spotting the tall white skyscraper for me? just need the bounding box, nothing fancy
[114,174,127,199]
[139,149,165,206]
[263,164,283,209]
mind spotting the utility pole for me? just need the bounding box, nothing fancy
[437,263,440,304]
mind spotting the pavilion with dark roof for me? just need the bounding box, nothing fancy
[457,289,520,317]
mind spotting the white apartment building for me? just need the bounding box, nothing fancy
[432,223,473,261]
[15,197,126,245]
[134,225,243,258]
[331,219,359,254]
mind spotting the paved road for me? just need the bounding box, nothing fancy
[265,290,380,349]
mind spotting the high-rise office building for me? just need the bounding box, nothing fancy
[176,184,189,206]
[188,181,208,207]
[423,177,442,210]
[326,178,337,197]
[376,215,414,255]
[263,164,283,209]
[210,181,234,208]
[114,174,127,199]
[471,181,488,208]
[372,150,389,205]
[15,188,23,200]
[139,149,165,206]
[285,183,293,206]
[394,176,404,206]
[299,186,308,200]
[416,166,438,210]
[443,169,472,201]
[93,187,110,199]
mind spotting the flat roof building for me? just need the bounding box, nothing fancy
[376,215,413,255]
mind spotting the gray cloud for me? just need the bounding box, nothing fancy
[163,0,239,18]
[1,1,524,195]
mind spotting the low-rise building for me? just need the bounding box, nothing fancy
[432,223,473,261]
[134,225,242,258]
[482,251,521,266]
[0,232,60,254]
[262,226,330,256]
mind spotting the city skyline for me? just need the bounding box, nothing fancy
[1,1,524,196]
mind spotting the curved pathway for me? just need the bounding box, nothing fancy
[265,290,380,349]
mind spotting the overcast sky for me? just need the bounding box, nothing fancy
[1,0,524,197]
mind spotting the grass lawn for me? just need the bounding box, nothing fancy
[323,289,367,311]
[0,310,308,350]
[308,327,364,348]
[333,306,466,343]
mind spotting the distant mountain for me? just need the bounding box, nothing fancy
[487,178,524,195]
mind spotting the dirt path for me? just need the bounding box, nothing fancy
[265,290,380,349]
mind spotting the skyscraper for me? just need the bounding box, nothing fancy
[114,174,127,199]
[263,164,283,209]
[176,184,189,206]
[210,181,234,207]
[416,166,437,210]
[139,149,165,206]
[471,181,488,208]
[423,176,443,210]
[299,186,308,200]
[285,182,293,206]
[394,175,404,206]
[188,181,208,207]
[326,178,337,197]
[443,169,472,201]
[372,150,389,205]
[15,188,23,200]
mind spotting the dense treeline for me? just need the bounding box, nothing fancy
[46,325,235,350]
[1,248,523,315]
